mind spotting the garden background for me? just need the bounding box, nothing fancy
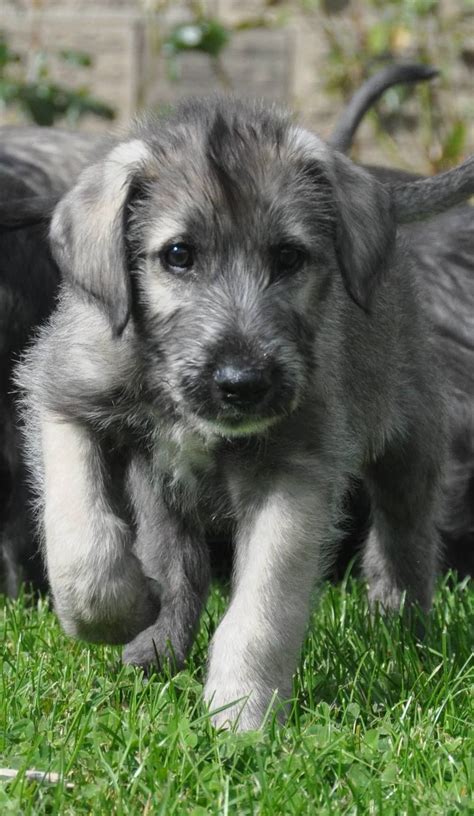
[1,1,473,813]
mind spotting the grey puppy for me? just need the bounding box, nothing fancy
[16,96,474,729]
[0,65,439,595]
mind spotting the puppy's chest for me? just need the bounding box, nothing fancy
[150,426,224,514]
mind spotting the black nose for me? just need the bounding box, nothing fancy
[213,365,273,407]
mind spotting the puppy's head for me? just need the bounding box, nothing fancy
[51,98,395,437]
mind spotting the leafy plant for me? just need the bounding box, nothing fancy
[0,32,115,126]
[163,17,231,85]
[305,0,470,170]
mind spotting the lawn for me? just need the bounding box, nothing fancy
[1,576,473,814]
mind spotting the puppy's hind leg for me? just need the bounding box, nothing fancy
[362,427,444,615]
[123,455,210,672]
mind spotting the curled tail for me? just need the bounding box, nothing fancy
[330,63,438,153]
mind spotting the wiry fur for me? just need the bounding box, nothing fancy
[16,96,457,729]
[1,67,473,601]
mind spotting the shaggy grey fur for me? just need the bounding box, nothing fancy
[16,97,473,729]
[0,62,453,597]
[1,64,473,606]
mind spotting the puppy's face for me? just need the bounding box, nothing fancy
[51,99,395,437]
[133,115,337,436]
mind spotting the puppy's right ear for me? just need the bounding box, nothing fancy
[50,140,158,335]
[330,152,396,311]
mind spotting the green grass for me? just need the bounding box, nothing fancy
[1,576,473,815]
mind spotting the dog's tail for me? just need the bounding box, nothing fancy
[330,63,438,153]
[392,155,474,222]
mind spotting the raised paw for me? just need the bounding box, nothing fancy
[54,557,162,645]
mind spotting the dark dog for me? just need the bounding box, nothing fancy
[335,204,474,580]
[332,82,474,577]
[15,97,474,729]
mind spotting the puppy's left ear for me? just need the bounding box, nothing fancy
[331,152,396,310]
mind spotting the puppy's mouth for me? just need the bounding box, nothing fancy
[194,413,282,438]
[190,392,301,438]
[180,364,300,437]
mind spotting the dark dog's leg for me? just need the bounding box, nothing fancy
[0,389,45,595]
[1,464,46,597]
[362,431,443,613]
[123,455,210,671]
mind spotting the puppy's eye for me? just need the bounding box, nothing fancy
[162,243,195,271]
[275,245,306,273]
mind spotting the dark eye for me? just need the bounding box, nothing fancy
[275,244,306,273]
[162,243,195,271]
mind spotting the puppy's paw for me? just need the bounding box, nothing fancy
[205,687,258,731]
[204,656,288,731]
[122,619,188,673]
[55,556,161,645]
[368,583,428,639]
[204,679,285,731]
[122,600,200,671]
[367,581,404,613]
[204,613,290,730]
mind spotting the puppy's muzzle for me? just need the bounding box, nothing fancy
[212,364,275,410]
[180,353,294,435]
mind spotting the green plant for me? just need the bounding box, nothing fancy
[0,32,115,126]
[302,0,470,170]
[164,17,231,86]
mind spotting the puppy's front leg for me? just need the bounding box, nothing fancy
[42,414,160,643]
[204,475,335,731]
